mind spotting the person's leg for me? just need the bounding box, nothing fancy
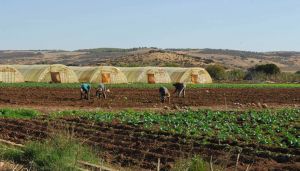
[84,90,88,99]
[103,91,107,99]
[86,89,90,100]
[80,89,84,99]
[179,88,184,97]
[176,89,180,97]
[182,88,185,98]
[96,89,99,99]
[160,95,164,103]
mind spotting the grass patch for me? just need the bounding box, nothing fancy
[0,133,99,171]
[0,108,39,119]
[172,155,209,171]
[0,82,299,89]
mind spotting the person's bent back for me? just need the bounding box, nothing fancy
[80,83,91,100]
[159,87,170,103]
[173,83,186,97]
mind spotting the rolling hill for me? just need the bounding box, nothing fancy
[0,48,299,72]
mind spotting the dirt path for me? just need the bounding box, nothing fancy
[0,87,299,110]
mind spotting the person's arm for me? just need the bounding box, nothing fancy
[173,87,177,94]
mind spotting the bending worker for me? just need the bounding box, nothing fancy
[173,82,186,98]
[80,83,91,100]
[159,86,170,103]
[96,83,110,99]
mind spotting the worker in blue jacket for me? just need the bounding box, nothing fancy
[80,83,91,100]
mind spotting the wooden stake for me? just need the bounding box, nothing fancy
[210,156,214,171]
[235,153,240,171]
[157,158,160,171]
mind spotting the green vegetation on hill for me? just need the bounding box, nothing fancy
[76,47,145,53]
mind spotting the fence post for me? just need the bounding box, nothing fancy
[157,158,160,171]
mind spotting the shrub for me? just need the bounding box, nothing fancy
[206,65,226,80]
[250,64,281,75]
[164,62,180,67]
[226,69,246,81]
[244,72,300,83]
[295,71,300,75]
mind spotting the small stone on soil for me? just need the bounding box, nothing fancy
[262,103,268,108]
[164,106,170,110]
[257,102,262,108]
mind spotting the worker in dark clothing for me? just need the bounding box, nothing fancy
[159,87,170,103]
[80,83,91,100]
[173,83,186,97]
[96,83,110,99]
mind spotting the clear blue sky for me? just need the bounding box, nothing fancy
[0,0,299,51]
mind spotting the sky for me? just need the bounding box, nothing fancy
[0,0,299,51]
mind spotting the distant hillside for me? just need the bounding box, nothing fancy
[0,48,299,72]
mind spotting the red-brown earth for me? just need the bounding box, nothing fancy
[0,87,299,110]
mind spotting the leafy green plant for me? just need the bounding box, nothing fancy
[50,108,300,148]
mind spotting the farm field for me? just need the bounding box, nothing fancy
[0,85,299,111]
[0,84,299,170]
[0,109,299,170]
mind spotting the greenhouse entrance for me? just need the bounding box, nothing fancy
[191,74,198,84]
[147,74,155,84]
[51,72,61,83]
[0,69,16,83]
[101,73,111,83]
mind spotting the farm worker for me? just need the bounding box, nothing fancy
[173,83,186,97]
[159,87,170,103]
[80,83,91,100]
[96,83,110,99]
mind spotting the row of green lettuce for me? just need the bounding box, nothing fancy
[0,82,299,89]
[0,108,299,148]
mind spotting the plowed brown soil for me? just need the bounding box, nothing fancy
[0,118,299,171]
[0,87,299,109]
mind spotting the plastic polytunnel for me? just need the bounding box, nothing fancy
[119,67,172,83]
[0,65,24,83]
[13,64,79,83]
[70,66,128,84]
[165,67,212,84]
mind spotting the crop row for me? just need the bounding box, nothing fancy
[1,108,299,148]
[53,109,300,148]
[0,108,299,148]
